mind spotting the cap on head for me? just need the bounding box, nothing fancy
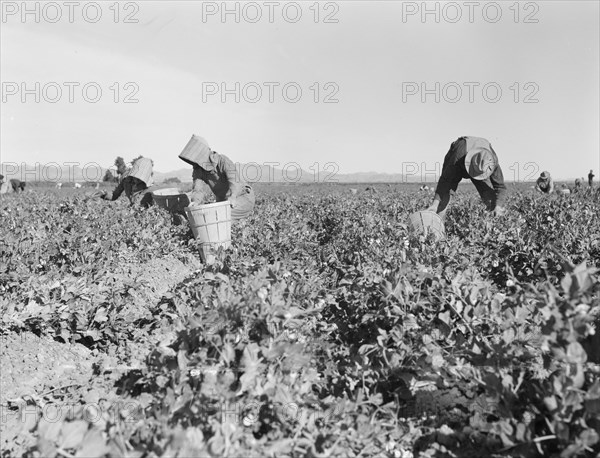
[465,148,497,180]
[540,171,550,180]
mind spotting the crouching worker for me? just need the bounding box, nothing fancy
[427,136,507,218]
[10,179,26,193]
[178,135,255,221]
[0,174,7,194]
[535,171,554,194]
[101,157,155,207]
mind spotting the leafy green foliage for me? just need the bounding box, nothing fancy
[1,185,599,457]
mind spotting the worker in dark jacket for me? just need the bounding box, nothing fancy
[10,179,26,193]
[179,135,255,221]
[589,170,596,187]
[427,136,506,218]
[535,171,554,194]
[101,157,155,207]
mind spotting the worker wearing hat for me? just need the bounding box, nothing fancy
[9,178,26,193]
[178,135,255,221]
[535,171,554,194]
[427,136,507,217]
[0,174,8,194]
[102,157,156,207]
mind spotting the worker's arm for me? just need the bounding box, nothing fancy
[220,155,242,207]
[548,180,555,194]
[428,140,462,215]
[103,179,125,201]
[190,167,209,204]
[430,164,460,215]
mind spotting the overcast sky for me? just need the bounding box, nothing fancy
[1,1,598,181]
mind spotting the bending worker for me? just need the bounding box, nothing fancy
[178,135,255,221]
[535,171,554,194]
[10,179,26,193]
[427,136,506,218]
[102,157,155,207]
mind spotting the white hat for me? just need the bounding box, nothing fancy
[465,148,497,180]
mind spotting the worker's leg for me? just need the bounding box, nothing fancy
[471,178,495,210]
[231,186,255,221]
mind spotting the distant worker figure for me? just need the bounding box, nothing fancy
[101,157,155,207]
[10,179,26,193]
[535,171,554,194]
[573,178,583,193]
[427,136,507,218]
[589,169,595,187]
[179,135,255,221]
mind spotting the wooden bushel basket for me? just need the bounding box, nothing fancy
[152,188,190,213]
[409,210,446,241]
[185,201,232,263]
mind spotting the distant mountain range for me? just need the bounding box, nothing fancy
[0,162,433,184]
[0,162,574,184]
[153,166,426,184]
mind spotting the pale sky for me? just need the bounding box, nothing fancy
[1,1,599,180]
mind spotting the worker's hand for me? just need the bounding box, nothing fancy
[426,199,440,213]
[493,205,506,217]
[189,191,205,205]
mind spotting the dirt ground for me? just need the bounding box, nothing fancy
[0,253,202,457]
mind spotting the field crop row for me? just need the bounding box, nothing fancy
[1,185,599,457]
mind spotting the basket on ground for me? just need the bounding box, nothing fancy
[152,188,190,213]
[185,201,232,263]
[409,210,446,241]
